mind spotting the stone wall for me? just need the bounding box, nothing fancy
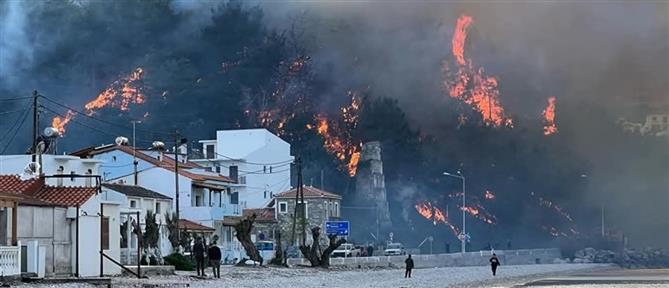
[275,197,339,246]
[287,248,561,268]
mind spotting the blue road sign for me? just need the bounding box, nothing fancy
[325,221,349,236]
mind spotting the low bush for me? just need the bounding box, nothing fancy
[163,253,194,271]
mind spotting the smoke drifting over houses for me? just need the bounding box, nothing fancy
[0,1,667,249]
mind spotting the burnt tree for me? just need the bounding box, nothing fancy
[299,227,346,268]
[234,213,263,265]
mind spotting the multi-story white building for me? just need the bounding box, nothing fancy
[193,128,294,209]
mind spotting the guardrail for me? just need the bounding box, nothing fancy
[287,248,561,268]
[0,243,21,276]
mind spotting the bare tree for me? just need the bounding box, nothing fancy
[299,226,346,268]
[233,213,263,265]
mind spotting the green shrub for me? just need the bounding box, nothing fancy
[163,253,194,271]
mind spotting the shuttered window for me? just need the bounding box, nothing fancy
[101,217,110,250]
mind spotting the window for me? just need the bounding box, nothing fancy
[206,145,215,159]
[264,191,267,199]
[239,176,246,184]
[269,166,273,173]
[130,200,137,208]
[101,217,110,250]
[215,166,221,174]
[195,195,202,207]
[278,202,288,213]
[112,156,117,162]
[85,169,92,187]
[229,166,238,182]
[263,166,267,173]
[334,202,339,217]
[155,202,161,214]
[230,192,239,204]
[57,166,64,187]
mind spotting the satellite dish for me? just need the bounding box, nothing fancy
[115,136,129,146]
[43,127,59,138]
[152,141,165,150]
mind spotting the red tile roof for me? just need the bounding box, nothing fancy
[274,186,341,199]
[179,219,215,232]
[243,208,276,222]
[0,175,96,207]
[0,175,43,196]
[72,145,234,183]
[34,186,98,207]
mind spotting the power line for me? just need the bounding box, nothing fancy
[0,104,31,154]
[0,96,32,102]
[40,95,173,136]
[42,107,123,139]
[0,107,31,115]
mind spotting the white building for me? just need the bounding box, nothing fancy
[193,128,294,209]
[0,154,122,278]
[73,144,243,257]
[101,183,173,263]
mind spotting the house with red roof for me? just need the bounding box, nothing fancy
[0,174,122,277]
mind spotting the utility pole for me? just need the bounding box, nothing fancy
[601,205,605,237]
[290,157,304,246]
[31,91,39,162]
[131,120,141,185]
[298,159,305,246]
[174,131,180,242]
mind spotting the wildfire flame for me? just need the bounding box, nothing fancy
[542,96,558,135]
[311,92,362,177]
[51,67,146,136]
[84,67,145,114]
[51,110,76,136]
[460,204,497,224]
[484,190,495,200]
[443,15,513,127]
[452,15,473,66]
[415,201,460,236]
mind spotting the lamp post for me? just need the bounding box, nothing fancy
[444,171,466,253]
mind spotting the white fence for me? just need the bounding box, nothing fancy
[0,243,21,276]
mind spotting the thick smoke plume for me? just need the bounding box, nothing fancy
[0,1,666,249]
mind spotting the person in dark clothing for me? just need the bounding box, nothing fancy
[193,237,206,277]
[489,253,500,276]
[208,240,222,278]
[404,254,414,278]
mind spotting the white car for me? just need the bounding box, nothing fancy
[332,243,360,258]
[384,243,406,256]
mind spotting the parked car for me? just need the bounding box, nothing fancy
[254,240,275,264]
[332,243,361,258]
[384,243,406,256]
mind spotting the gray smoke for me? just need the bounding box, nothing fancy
[0,0,32,89]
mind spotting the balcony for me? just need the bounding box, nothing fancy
[182,204,241,222]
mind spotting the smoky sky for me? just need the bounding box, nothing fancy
[0,0,667,248]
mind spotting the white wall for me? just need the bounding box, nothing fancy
[77,197,121,277]
[110,167,192,213]
[0,155,101,187]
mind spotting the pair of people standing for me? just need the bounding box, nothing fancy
[402,253,500,278]
[192,237,222,278]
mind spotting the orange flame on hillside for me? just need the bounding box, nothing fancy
[484,190,495,200]
[460,203,497,224]
[84,67,145,114]
[542,96,557,135]
[51,110,76,136]
[51,67,146,136]
[443,15,513,127]
[311,92,362,177]
[415,201,460,236]
[452,15,473,66]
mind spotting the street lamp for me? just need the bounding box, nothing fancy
[443,171,466,253]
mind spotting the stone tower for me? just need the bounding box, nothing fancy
[354,141,393,238]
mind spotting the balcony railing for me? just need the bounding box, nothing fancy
[0,244,21,276]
